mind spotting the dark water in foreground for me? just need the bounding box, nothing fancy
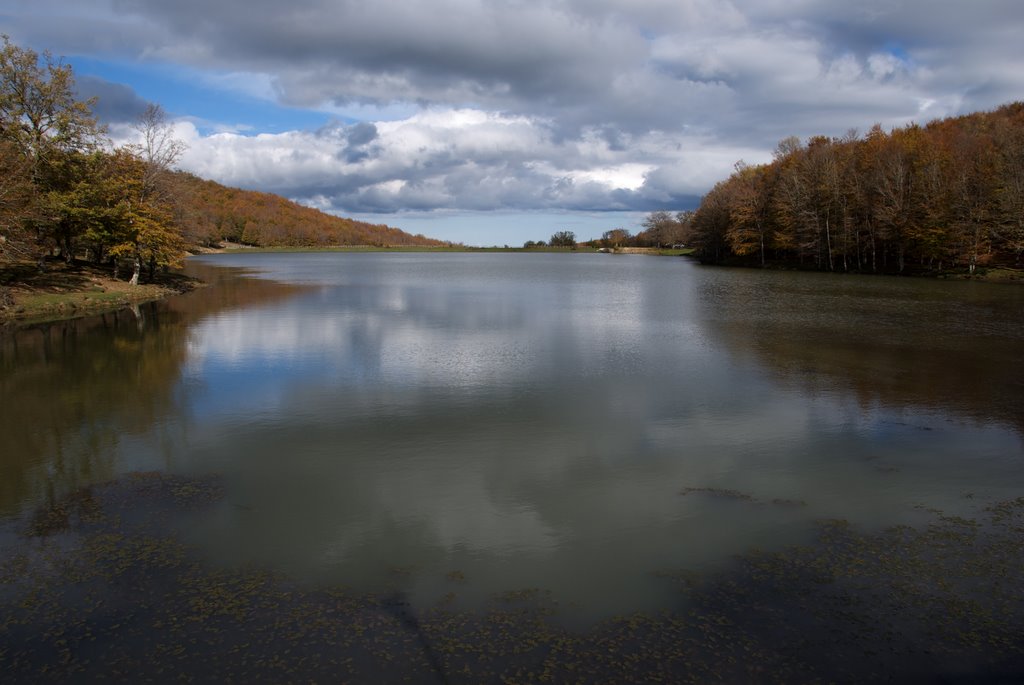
[2,253,1023,616]
[2,253,1023,680]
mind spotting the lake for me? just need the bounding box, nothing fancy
[2,252,1023,680]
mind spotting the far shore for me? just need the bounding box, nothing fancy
[1,246,693,328]
[18,244,1022,329]
[207,241,695,256]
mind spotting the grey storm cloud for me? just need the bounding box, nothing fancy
[74,75,150,124]
[338,122,379,162]
[8,0,1024,217]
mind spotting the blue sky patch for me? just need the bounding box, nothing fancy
[69,56,334,134]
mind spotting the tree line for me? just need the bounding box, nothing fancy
[687,103,1024,274]
[521,215,694,251]
[0,37,443,285]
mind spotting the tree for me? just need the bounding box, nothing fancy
[640,211,675,247]
[0,35,103,261]
[550,230,576,248]
[690,180,733,263]
[100,148,186,284]
[725,162,772,266]
[992,108,1024,263]
[134,104,186,202]
[601,228,631,248]
[120,104,188,283]
[674,210,695,244]
[0,138,35,260]
[0,35,101,178]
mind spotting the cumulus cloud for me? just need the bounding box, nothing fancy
[7,0,1024,223]
[169,109,760,214]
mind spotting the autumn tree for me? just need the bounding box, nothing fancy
[944,127,999,273]
[121,104,187,283]
[769,137,814,265]
[992,107,1024,263]
[0,36,101,171]
[674,210,695,244]
[600,228,631,248]
[0,138,35,260]
[692,103,1024,274]
[725,162,773,266]
[690,179,733,263]
[0,35,103,261]
[101,148,185,284]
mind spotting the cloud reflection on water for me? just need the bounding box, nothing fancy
[170,254,1024,616]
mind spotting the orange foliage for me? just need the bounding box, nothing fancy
[690,102,1024,274]
[171,174,446,249]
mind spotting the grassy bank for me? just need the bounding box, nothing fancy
[0,259,203,328]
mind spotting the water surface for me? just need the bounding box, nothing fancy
[2,252,1022,620]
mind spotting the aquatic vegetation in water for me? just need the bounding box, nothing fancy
[1,472,1022,682]
[679,486,808,508]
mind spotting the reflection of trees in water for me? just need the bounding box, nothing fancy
[0,265,309,517]
[698,275,1024,435]
[0,306,186,517]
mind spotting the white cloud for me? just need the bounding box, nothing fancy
[169,108,719,215]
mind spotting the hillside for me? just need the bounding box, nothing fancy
[172,174,447,249]
[0,33,446,273]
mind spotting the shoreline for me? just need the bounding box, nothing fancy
[0,258,205,329]
[5,245,1013,330]
[1,247,690,328]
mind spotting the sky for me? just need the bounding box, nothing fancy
[4,0,1024,246]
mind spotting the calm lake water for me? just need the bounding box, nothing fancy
[2,252,1023,621]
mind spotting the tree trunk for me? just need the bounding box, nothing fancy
[825,213,834,271]
[130,253,141,286]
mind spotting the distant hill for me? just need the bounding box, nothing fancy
[171,173,447,249]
